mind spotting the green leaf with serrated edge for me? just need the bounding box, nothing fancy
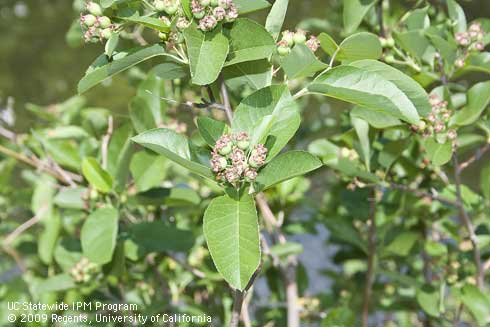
[224,18,275,67]
[78,44,170,93]
[129,221,194,253]
[82,157,113,193]
[460,285,490,325]
[281,44,328,79]
[81,207,119,265]
[447,0,466,33]
[337,32,382,61]
[424,138,452,166]
[131,128,213,179]
[265,0,289,41]
[351,115,370,171]
[203,194,260,290]
[234,0,271,14]
[343,0,377,34]
[184,23,229,85]
[130,151,168,192]
[232,85,300,159]
[348,60,431,116]
[451,81,490,126]
[197,117,227,147]
[255,151,322,191]
[318,32,339,57]
[118,14,171,32]
[223,60,272,91]
[308,65,420,124]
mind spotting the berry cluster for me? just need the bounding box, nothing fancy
[70,258,99,283]
[80,2,115,42]
[277,29,320,56]
[210,132,267,187]
[412,94,457,148]
[454,22,486,67]
[190,0,238,32]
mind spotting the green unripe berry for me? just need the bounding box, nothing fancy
[237,140,250,150]
[86,1,103,16]
[81,14,97,27]
[158,31,168,41]
[193,10,205,19]
[154,0,165,11]
[282,32,294,47]
[165,5,178,15]
[200,0,211,6]
[293,31,307,45]
[386,37,395,48]
[218,157,228,170]
[210,0,219,7]
[98,16,111,28]
[218,144,232,155]
[249,158,259,168]
[90,189,98,200]
[418,120,427,131]
[100,28,113,40]
[173,78,181,86]
[277,45,291,56]
[385,54,395,63]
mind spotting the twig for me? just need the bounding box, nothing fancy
[144,90,227,111]
[3,206,48,247]
[101,116,114,170]
[459,143,490,172]
[377,0,385,38]
[230,264,261,327]
[452,154,484,289]
[362,190,377,327]
[387,183,459,207]
[285,256,299,327]
[0,126,16,141]
[166,252,206,278]
[241,290,253,327]
[219,75,233,124]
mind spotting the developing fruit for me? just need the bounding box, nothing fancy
[158,32,168,41]
[100,28,113,40]
[281,30,295,47]
[277,39,291,56]
[81,14,97,27]
[86,1,103,16]
[293,29,307,44]
[97,16,111,28]
[154,0,166,11]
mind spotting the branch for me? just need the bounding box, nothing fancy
[101,116,114,170]
[362,189,377,327]
[459,143,490,172]
[452,154,484,289]
[230,263,261,327]
[219,75,234,124]
[3,205,48,247]
[387,183,459,207]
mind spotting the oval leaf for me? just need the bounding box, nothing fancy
[82,157,113,193]
[81,207,119,265]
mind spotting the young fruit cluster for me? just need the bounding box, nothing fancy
[454,22,486,67]
[191,0,238,32]
[210,132,267,187]
[412,94,457,148]
[80,1,115,42]
[70,258,99,283]
[276,29,320,56]
[152,0,189,44]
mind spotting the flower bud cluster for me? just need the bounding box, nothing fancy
[70,257,99,283]
[454,22,486,68]
[80,2,115,43]
[412,94,458,148]
[277,29,320,56]
[210,132,267,187]
[190,0,238,32]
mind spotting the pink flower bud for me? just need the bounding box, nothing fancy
[213,6,226,21]
[306,35,320,52]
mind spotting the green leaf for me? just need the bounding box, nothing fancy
[232,85,300,159]
[337,32,382,61]
[81,207,119,265]
[482,163,490,199]
[378,139,408,168]
[203,194,260,290]
[150,60,188,80]
[107,124,134,191]
[197,117,227,147]
[424,241,447,257]
[351,105,401,128]
[104,33,119,58]
[225,18,275,66]
[223,60,272,91]
[424,138,452,166]
[269,241,303,258]
[130,96,158,133]
[384,232,418,257]
[322,307,355,327]
[78,44,170,93]
[132,187,200,207]
[234,0,271,14]
[130,151,168,192]
[451,81,490,126]
[34,274,76,293]
[318,32,339,57]
[447,0,467,33]
[416,285,440,317]
[460,284,490,325]
[129,221,194,253]
[404,7,430,30]
[349,60,431,116]
[351,116,370,171]
[181,0,192,18]
[324,217,367,253]
[184,23,229,85]
[255,151,322,191]
[343,0,377,34]
[82,157,113,193]
[136,73,166,125]
[308,65,421,124]
[131,128,213,179]
[464,52,490,74]
[38,211,61,265]
[54,187,87,209]
[265,0,289,41]
[118,14,171,32]
[42,126,89,140]
[393,30,431,62]
[281,44,328,79]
